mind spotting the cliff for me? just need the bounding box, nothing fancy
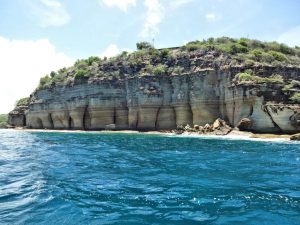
[8,37,300,133]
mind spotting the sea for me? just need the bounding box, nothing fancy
[0,129,299,225]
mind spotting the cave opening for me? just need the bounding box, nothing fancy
[23,115,26,127]
[113,108,116,124]
[49,113,54,129]
[36,118,43,129]
[69,117,74,130]
[83,106,90,130]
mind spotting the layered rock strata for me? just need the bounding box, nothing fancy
[11,66,300,133]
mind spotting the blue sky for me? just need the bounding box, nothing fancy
[0,0,300,113]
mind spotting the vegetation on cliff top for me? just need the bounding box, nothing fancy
[183,37,300,64]
[16,97,30,107]
[234,70,284,84]
[36,37,300,92]
[0,114,8,128]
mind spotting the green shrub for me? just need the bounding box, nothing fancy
[235,72,253,81]
[50,71,56,78]
[0,114,8,124]
[58,67,67,74]
[290,80,300,87]
[136,42,154,50]
[289,92,300,103]
[238,38,248,47]
[266,42,294,55]
[269,51,288,61]
[249,49,264,60]
[172,66,184,75]
[86,56,100,66]
[132,49,150,59]
[52,74,64,83]
[244,59,255,66]
[149,48,160,60]
[260,52,274,63]
[74,69,89,79]
[215,44,230,53]
[16,97,29,106]
[248,39,266,49]
[145,64,154,73]
[235,72,283,84]
[282,80,300,91]
[153,64,167,75]
[160,49,170,58]
[39,75,51,88]
[74,59,88,68]
[185,42,201,51]
[119,51,128,58]
[295,46,300,57]
[229,43,248,54]
[0,122,7,128]
[267,74,284,83]
[215,37,235,44]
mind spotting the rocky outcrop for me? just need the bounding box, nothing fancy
[173,118,232,135]
[237,118,252,130]
[8,45,300,134]
[290,133,300,140]
[8,105,28,127]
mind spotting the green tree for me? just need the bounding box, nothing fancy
[136,42,154,50]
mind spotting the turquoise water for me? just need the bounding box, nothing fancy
[0,130,299,225]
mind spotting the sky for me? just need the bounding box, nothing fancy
[0,0,300,113]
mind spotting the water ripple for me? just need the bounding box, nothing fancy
[0,130,299,225]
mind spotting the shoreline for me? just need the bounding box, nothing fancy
[5,127,295,142]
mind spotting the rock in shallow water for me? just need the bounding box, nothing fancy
[290,133,300,141]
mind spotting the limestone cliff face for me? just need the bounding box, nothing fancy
[8,37,300,133]
[8,105,27,127]
[15,66,300,133]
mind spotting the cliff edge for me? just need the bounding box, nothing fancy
[9,37,300,133]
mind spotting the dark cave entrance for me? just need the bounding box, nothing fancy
[69,117,74,129]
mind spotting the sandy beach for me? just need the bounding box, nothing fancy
[8,127,294,142]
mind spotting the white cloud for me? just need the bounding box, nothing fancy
[205,13,217,22]
[139,0,164,38]
[31,0,70,27]
[0,36,73,113]
[99,44,133,59]
[170,0,195,8]
[99,44,121,58]
[278,26,300,47]
[100,0,136,12]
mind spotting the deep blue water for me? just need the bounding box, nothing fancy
[0,130,299,225]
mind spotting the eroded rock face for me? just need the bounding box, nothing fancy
[266,105,300,133]
[8,106,28,127]
[9,67,300,133]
